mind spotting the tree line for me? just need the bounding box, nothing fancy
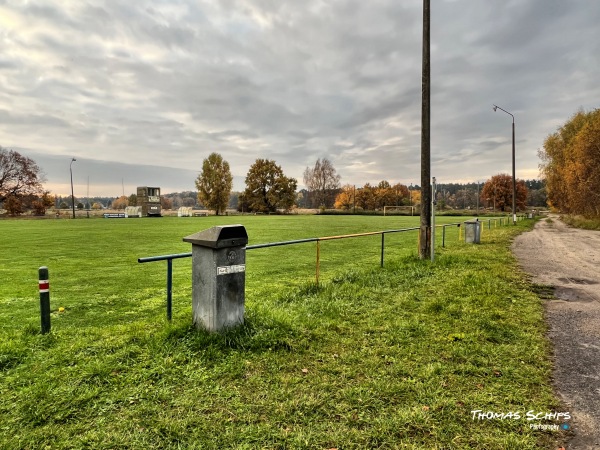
[195,152,543,214]
[1,145,547,217]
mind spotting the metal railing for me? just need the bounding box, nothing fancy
[138,225,431,320]
[138,216,526,320]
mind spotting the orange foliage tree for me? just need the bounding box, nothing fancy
[31,192,55,215]
[480,174,528,212]
[3,195,23,216]
[334,184,355,210]
[540,109,600,217]
[336,182,411,211]
[410,189,421,207]
[111,196,128,210]
[355,183,377,210]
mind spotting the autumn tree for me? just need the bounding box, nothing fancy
[128,194,138,206]
[161,196,173,210]
[30,192,55,215]
[0,147,45,203]
[111,196,128,210]
[195,152,233,215]
[236,192,251,213]
[243,159,297,213]
[373,181,410,209]
[393,183,410,205]
[334,184,355,210]
[540,109,600,217]
[303,158,341,208]
[373,181,394,209]
[480,174,527,212]
[4,195,23,216]
[410,189,421,208]
[355,183,377,211]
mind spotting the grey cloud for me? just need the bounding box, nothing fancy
[0,109,69,128]
[1,0,598,193]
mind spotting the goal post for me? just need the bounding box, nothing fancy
[383,205,415,216]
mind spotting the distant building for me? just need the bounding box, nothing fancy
[137,186,162,217]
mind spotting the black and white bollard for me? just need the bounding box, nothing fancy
[39,266,51,334]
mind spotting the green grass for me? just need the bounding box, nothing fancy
[562,214,600,230]
[0,215,563,449]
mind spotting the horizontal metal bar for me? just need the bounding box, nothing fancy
[319,230,385,241]
[138,225,424,263]
[138,252,192,263]
[322,227,420,241]
[381,226,421,234]
[247,237,318,249]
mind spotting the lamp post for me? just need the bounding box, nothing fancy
[476,181,479,214]
[493,104,516,224]
[70,158,76,219]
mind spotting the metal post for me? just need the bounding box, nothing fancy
[493,105,516,225]
[39,266,51,334]
[431,177,436,262]
[512,120,516,224]
[442,225,446,248]
[166,258,173,321]
[381,233,385,267]
[316,240,321,285]
[70,158,77,219]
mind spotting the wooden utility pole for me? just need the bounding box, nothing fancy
[419,0,431,260]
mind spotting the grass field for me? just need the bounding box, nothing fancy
[0,215,564,449]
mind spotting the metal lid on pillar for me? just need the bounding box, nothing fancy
[183,224,248,248]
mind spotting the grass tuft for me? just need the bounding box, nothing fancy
[562,214,600,229]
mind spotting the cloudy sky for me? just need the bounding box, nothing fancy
[1,0,599,197]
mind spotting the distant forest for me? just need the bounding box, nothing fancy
[53,180,546,210]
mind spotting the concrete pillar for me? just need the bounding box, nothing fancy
[183,225,248,332]
[464,221,481,244]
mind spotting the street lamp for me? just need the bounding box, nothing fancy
[493,104,516,224]
[70,158,76,219]
[476,181,479,214]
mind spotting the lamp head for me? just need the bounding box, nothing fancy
[493,105,497,112]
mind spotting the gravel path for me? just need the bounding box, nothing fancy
[512,215,600,450]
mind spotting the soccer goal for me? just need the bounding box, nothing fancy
[383,205,415,216]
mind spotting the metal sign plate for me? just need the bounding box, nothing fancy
[217,265,246,276]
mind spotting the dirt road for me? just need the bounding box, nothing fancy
[512,215,600,450]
